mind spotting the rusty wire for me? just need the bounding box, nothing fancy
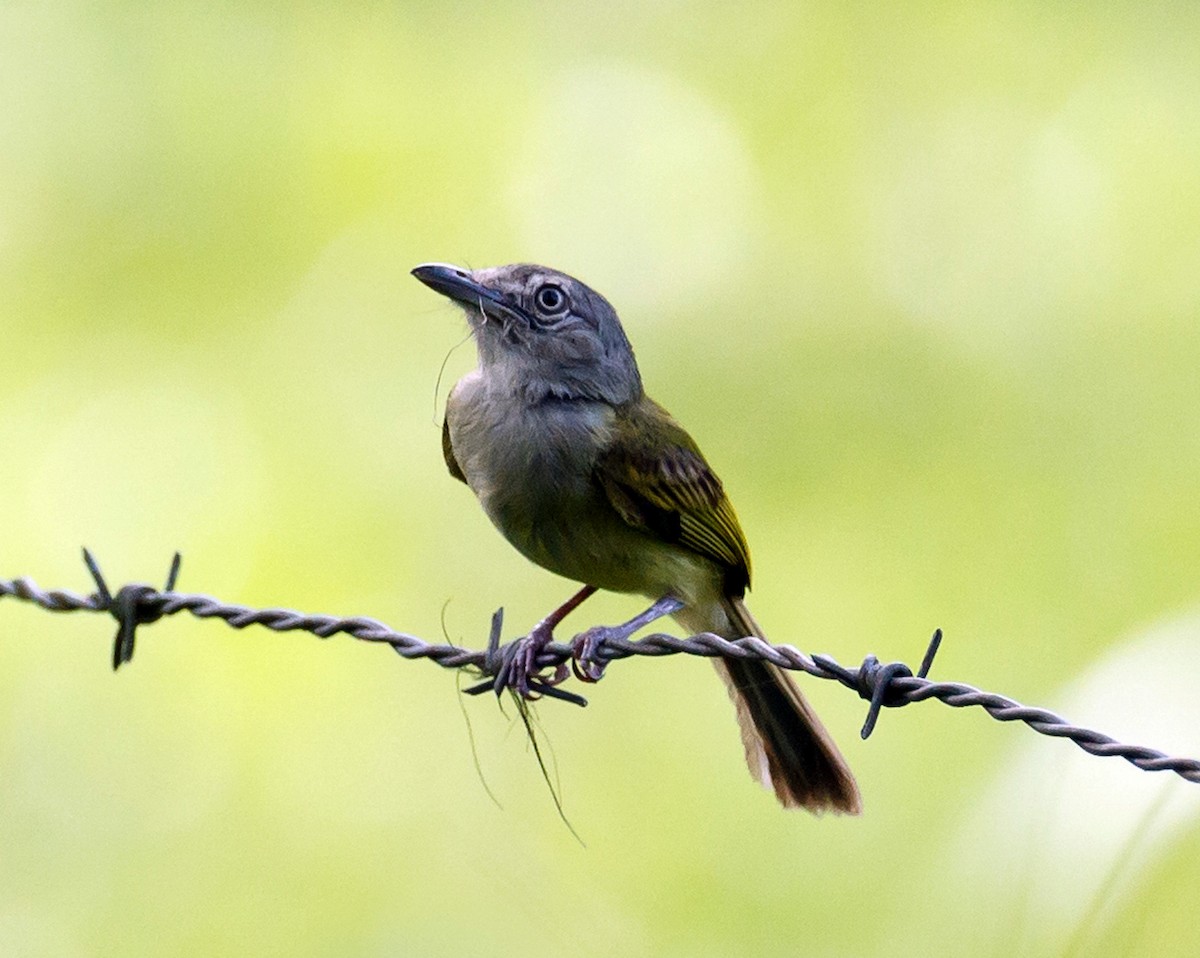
[2,549,1199,786]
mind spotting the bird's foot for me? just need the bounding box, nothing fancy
[494,618,569,698]
[571,595,684,683]
[493,585,598,700]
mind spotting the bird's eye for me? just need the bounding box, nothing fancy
[533,283,568,316]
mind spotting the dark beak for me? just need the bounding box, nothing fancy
[411,263,525,326]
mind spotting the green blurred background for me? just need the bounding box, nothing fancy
[2,2,1199,955]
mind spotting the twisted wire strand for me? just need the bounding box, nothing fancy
[3,565,1199,785]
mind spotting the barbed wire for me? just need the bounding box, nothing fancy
[2,549,1199,785]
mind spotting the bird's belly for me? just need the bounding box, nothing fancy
[483,457,656,593]
[450,395,711,599]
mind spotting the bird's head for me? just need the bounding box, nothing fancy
[412,262,643,405]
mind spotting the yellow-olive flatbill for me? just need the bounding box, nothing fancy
[413,262,860,814]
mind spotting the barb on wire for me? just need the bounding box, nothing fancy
[2,550,1199,786]
[82,547,182,670]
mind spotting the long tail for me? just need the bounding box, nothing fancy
[701,597,861,814]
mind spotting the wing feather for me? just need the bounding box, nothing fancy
[595,398,751,592]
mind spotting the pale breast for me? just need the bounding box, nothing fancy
[448,379,604,552]
[445,375,725,601]
[447,380,683,594]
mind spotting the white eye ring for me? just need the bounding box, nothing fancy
[534,283,568,315]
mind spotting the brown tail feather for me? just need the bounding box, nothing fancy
[711,597,861,814]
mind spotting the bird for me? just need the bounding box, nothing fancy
[412,261,860,814]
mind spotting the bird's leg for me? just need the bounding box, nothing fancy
[571,594,685,683]
[498,584,598,697]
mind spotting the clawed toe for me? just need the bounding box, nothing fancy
[495,624,566,698]
[570,595,684,683]
[487,592,684,700]
[571,627,610,683]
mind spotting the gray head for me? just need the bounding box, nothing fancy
[412,262,643,405]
